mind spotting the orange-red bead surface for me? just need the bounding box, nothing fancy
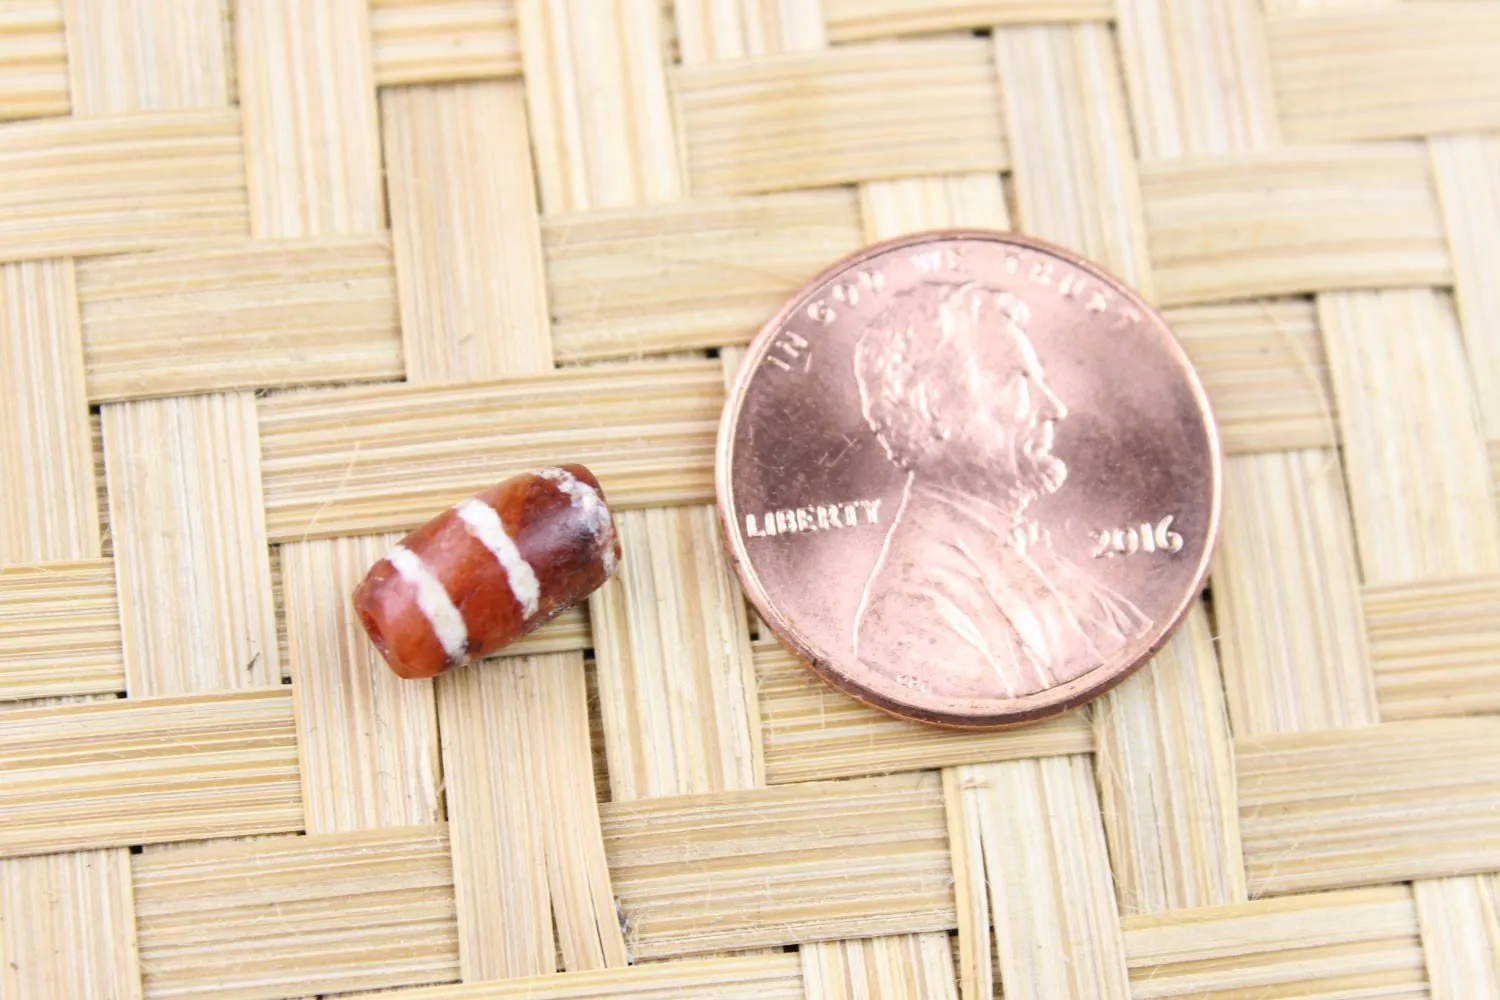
[352,465,621,679]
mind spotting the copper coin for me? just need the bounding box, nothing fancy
[715,230,1222,729]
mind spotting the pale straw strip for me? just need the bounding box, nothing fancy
[427,13,680,982]
[823,0,1111,43]
[584,658,610,805]
[801,933,958,1000]
[860,172,1010,243]
[267,545,290,680]
[1094,605,1246,913]
[667,48,1012,998]
[103,392,281,695]
[1116,0,1281,160]
[257,360,724,541]
[35,17,237,1000]
[370,0,520,87]
[1258,0,1371,14]
[683,18,1013,981]
[1119,4,1477,973]
[0,691,140,998]
[1214,450,1375,735]
[943,768,991,1000]
[77,236,400,402]
[437,657,559,979]
[91,410,108,556]
[1318,273,1500,993]
[675,0,818,424]
[282,533,441,834]
[850,25,1126,994]
[518,0,682,213]
[1364,574,1500,721]
[1123,885,1425,998]
[62,0,228,114]
[375,954,804,1000]
[0,688,301,857]
[382,80,552,381]
[1493,440,1499,510]
[1166,301,1337,454]
[674,40,1007,197]
[133,825,457,998]
[0,110,249,263]
[589,506,763,801]
[236,0,384,237]
[224,14,388,880]
[602,772,955,959]
[756,641,1091,785]
[1116,0,1338,473]
[0,560,121,701]
[995,18,1242,917]
[1320,289,1500,582]
[1117,0,1379,819]
[952,756,1130,998]
[436,653,626,979]
[525,1,769,874]
[706,26,1026,981]
[0,259,98,563]
[0,0,67,121]
[1237,718,1500,895]
[674,0,826,63]
[544,190,863,362]
[1266,5,1500,143]
[994,23,1152,295]
[1430,134,1500,441]
[680,20,1038,896]
[501,605,589,657]
[1140,145,1451,308]
[720,346,748,388]
[750,64,1056,1000]
[1414,876,1500,1000]
[0,849,140,999]
[526,655,629,972]
[671,14,923,976]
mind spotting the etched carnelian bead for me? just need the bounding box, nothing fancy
[352,465,621,679]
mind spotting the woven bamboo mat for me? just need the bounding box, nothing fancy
[1,1,1498,997]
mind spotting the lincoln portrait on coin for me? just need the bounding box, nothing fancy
[852,281,1151,698]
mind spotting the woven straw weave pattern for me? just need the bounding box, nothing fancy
[1,1,1498,997]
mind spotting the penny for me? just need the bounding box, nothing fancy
[715,231,1221,729]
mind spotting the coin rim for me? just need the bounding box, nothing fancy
[715,228,1223,730]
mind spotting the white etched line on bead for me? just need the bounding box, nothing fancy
[599,509,620,578]
[456,498,541,618]
[388,545,468,662]
[540,466,613,539]
[539,466,593,506]
[540,467,620,576]
[601,532,620,578]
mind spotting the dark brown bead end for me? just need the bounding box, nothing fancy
[352,465,621,679]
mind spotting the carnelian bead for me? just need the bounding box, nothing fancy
[352,465,621,679]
